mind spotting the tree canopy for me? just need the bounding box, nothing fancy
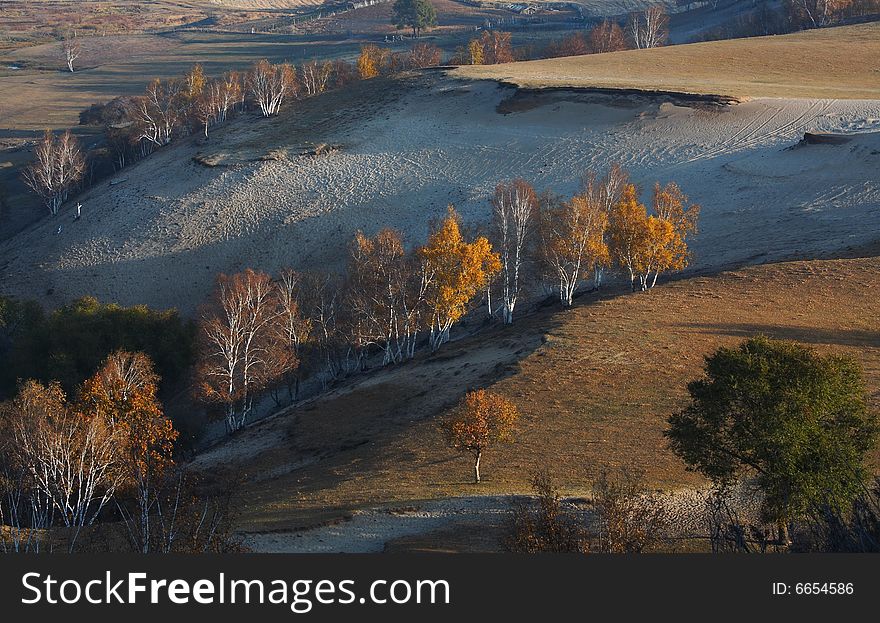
[392,0,437,38]
[666,336,879,529]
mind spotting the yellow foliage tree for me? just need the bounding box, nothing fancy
[358,44,387,79]
[419,205,500,351]
[538,189,610,307]
[609,183,697,290]
[467,38,484,65]
[441,389,518,483]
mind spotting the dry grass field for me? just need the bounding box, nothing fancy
[452,22,880,99]
[190,253,880,536]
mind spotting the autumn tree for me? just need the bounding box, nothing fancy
[22,129,86,216]
[608,182,697,291]
[185,63,206,101]
[358,44,389,79]
[785,0,851,27]
[125,78,185,147]
[588,20,628,54]
[537,182,609,307]
[77,350,177,552]
[248,59,296,117]
[666,337,879,545]
[649,181,700,286]
[480,30,514,64]
[545,32,589,58]
[627,6,669,49]
[195,269,295,433]
[9,380,125,552]
[409,42,443,68]
[442,389,518,483]
[418,206,500,351]
[393,0,438,38]
[347,229,428,364]
[61,33,80,72]
[467,38,484,65]
[300,59,333,97]
[491,179,537,324]
[592,164,629,288]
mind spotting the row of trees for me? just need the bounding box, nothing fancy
[193,167,698,434]
[194,207,500,433]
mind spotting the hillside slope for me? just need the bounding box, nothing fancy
[190,254,880,540]
[451,22,880,99]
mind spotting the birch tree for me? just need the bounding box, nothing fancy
[418,206,500,351]
[491,179,537,324]
[195,269,294,433]
[347,229,428,364]
[248,60,297,117]
[125,78,185,147]
[22,130,86,216]
[300,60,333,97]
[78,351,177,553]
[10,380,125,552]
[61,34,80,72]
[274,268,310,401]
[538,187,609,307]
[627,6,669,49]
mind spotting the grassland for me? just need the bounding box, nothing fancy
[452,22,880,99]
[190,253,880,535]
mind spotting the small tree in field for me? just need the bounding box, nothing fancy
[61,34,81,72]
[392,0,437,38]
[22,130,86,216]
[666,337,879,545]
[442,389,518,483]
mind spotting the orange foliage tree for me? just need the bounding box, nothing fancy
[442,389,518,483]
[477,30,514,64]
[588,20,629,53]
[77,350,177,552]
[419,206,501,351]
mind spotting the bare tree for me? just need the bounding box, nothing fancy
[491,180,537,324]
[274,268,311,401]
[627,6,669,49]
[22,129,86,216]
[61,33,80,72]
